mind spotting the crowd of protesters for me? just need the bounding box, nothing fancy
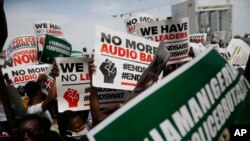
[0,0,122,140]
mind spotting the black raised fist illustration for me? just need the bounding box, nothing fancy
[100,59,117,83]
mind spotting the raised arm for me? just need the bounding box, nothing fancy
[88,59,122,126]
[88,59,102,126]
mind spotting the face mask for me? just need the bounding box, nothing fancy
[66,126,88,140]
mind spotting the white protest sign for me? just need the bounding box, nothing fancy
[40,64,54,95]
[56,57,90,112]
[126,41,169,101]
[207,44,220,51]
[34,21,64,52]
[34,20,63,36]
[124,13,155,35]
[6,35,38,67]
[56,57,129,112]
[136,17,190,64]
[92,25,159,90]
[190,33,207,43]
[1,64,49,87]
[190,42,207,57]
[227,39,250,66]
[217,48,231,61]
[214,31,226,42]
[83,88,128,108]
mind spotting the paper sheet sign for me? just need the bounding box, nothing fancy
[136,17,190,64]
[124,13,155,35]
[56,57,129,113]
[92,25,159,90]
[6,35,38,67]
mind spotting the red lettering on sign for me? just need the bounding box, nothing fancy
[100,43,137,60]
[13,53,37,66]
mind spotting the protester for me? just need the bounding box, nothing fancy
[0,73,26,138]
[18,114,63,141]
[24,81,55,123]
[24,61,59,125]
[58,110,91,141]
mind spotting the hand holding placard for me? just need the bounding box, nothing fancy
[63,88,79,107]
[100,59,117,83]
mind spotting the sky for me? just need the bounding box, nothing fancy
[3,0,250,53]
[4,0,177,52]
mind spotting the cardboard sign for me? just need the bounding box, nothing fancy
[227,39,250,66]
[124,13,155,35]
[190,33,207,43]
[125,41,169,101]
[34,21,64,52]
[87,48,250,141]
[136,17,190,64]
[56,57,128,113]
[6,35,38,67]
[92,25,159,90]
[40,34,71,64]
[2,64,49,87]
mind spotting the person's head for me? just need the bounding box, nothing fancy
[24,81,41,98]
[18,114,51,141]
[58,110,88,140]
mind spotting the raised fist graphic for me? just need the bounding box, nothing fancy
[100,59,117,83]
[63,88,79,108]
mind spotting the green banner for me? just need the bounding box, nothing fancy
[40,34,71,63]
[87,48,250,141]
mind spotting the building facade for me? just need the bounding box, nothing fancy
[172,0,232,42]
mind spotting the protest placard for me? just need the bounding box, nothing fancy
[34,21,64,52]
[87,47,250,141]
[190,42,207,57]
[56,57,91,112]
[125,41,169,101]
[2,64,49,87]
[40,34,71,64]
[92,25,159,90]
[124,13,155,35]
[190,33,207,43]
[56,57,128,113]
[214,31,226,42]
[136,17,190,64]
[6,35,37,67]
[227,39,250,66]
[39,64,55,95]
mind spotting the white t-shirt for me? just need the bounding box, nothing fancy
[27,102,53,123]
